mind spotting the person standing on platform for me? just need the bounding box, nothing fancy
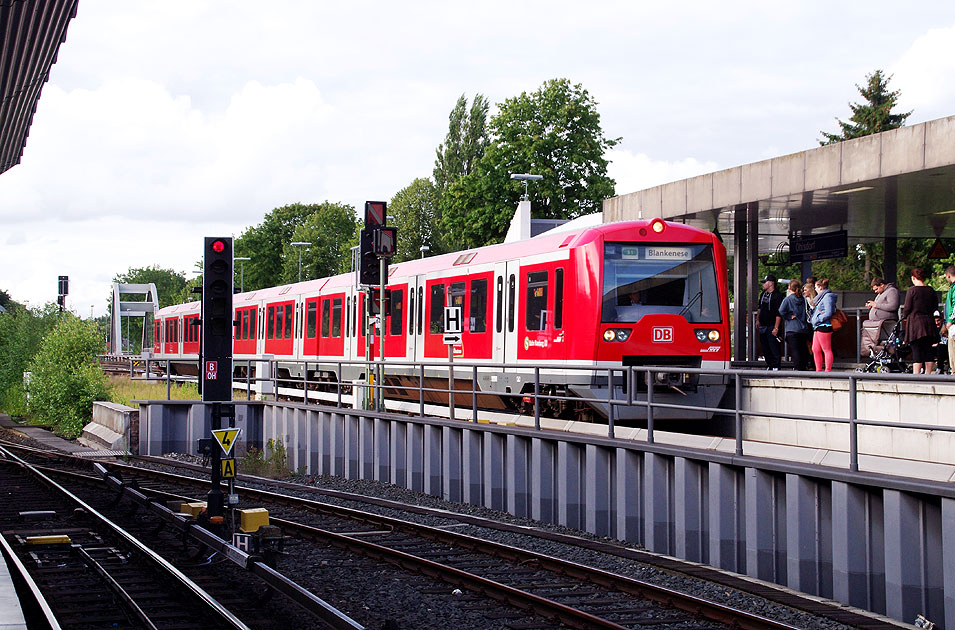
[933,311,948,374]
[903,267,939,375]
[756,274,783,370]
[944,266,955,374]
[810,278,837,372]
[779,279,811,370]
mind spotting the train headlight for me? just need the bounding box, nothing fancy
[695,329,720,343]
[603,328,631,342]
[650,218,665,233]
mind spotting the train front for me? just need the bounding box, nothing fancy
[579,219,730,420]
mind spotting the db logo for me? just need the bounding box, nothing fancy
[205,361,218,380]
[651,327,673,342]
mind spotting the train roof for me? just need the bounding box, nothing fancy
[157,218,718,316]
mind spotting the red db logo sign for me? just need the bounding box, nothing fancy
[205,361,218,380]
[651,327,673,342]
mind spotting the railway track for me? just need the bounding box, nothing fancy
[1,440,890,630]
[0,445,253,629]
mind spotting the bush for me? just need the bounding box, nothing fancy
[27,316,110,437]
[0,303,59,414]
[240,438,291,478]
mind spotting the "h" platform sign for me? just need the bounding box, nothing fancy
[444,306,462,335]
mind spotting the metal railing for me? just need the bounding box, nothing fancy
[124,355,955,475]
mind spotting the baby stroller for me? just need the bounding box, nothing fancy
[859,320,910,373]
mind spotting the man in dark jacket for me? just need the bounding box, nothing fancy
[756,274,784,369]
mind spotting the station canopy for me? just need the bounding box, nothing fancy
[603,115,955,256]
[0,0,78,175]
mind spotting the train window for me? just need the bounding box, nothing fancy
[362,297,368,335]
[354,296,359,337]
[345,297,351,337]
[390,289,403,336]
[295,304,301,339]
[408,289,415,336]
[601,242,721,324]
[285,304,293,339]
[417,286,424,335]
[267,306,275,339]
[250,309,257,341]
[470,278,487,333]
[430,284,445,334]
[332,298,342,337]
[234,314,241,341]
[495,277,503,333]
[306,302,316,338]
[243,310,251,339]
[555,268,564,330]
[525,271,549,331]
[321,300,330,337]
[259,308,264,339]
[507,274,516,332]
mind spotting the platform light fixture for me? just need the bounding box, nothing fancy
[234,256,250,293]
[290,242,311,282]
[510,173,543,200]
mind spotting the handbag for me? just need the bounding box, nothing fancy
[830,309,848,332]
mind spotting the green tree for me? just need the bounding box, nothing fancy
[27,315,110,437]
[434,94,489,198]
[0,289,22,312]
[389,178,440,262]
[235,203,316,291]
[280,202,359,282]
[0,303,59,415]
[820,70,912,145]
[442,79,619,249]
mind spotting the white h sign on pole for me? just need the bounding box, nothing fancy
[444,306,462,334]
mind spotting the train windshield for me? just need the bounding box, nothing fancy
[602,242,721,324]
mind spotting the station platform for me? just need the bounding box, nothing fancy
[0,547,27,630]
[0,413,94,454]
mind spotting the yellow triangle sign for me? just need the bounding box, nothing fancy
[212,428,241,456]
[929,238,949,260]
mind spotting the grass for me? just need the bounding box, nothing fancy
[108,375,199,408]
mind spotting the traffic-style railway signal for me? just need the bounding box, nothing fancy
[202,237,233,402]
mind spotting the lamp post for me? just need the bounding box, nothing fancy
[509,172,543,200]
[234,257,250,292]
[420,245,430,259]
[290,242,311,282]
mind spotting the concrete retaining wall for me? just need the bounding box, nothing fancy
[79,402,139,451]
[743,378,955,467]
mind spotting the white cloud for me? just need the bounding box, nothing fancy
[891,25,955,121]
[607,149,719,196]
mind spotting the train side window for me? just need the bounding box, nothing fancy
[408,289,415,336]
[496,277,503,333]
[285,303,293,339]
[470,278,487,333]
[362,297,368,335]
[321,300,330,337]
[306,301,317,338]
[243,310,251,340]
[525,271,549,331]
[267,306,275,339]
[507,274,516,333]
[390,289,403,336]
[332,297,342,337]
[417,286,424,335]
[430,284,445,334]
[555,268,564,330]
[259,308,264,339]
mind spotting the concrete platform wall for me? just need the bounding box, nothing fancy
[139,399,955,628]
[743,378,955,466]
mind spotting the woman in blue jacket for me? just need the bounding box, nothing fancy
[778,279,811,370]
[810,278,838,371]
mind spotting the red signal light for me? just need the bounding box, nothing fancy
[211,240,226,253]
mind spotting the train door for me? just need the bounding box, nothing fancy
[405,276,420,362]
[303,297,320,357]
[492,261,520,365]
[384,283,407,359]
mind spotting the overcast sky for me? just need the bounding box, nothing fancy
[2,1,954,317]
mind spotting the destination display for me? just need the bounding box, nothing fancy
[789,230,848,263]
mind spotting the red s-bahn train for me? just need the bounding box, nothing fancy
[153,217,730,420]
